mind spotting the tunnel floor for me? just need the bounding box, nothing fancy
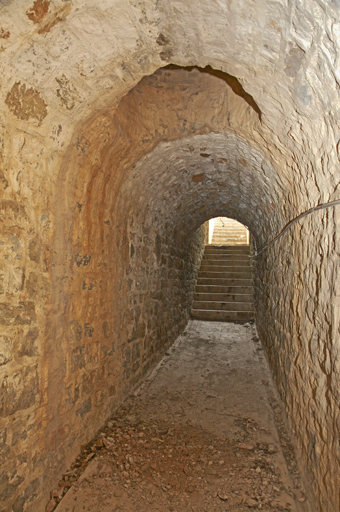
[54,321,312,512]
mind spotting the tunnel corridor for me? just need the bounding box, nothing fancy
[1,1,340,511]
[53,321,311,512]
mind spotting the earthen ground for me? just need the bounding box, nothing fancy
[53,321,313,512]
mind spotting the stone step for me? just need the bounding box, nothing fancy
[200,263,251,269]
[213,226,247,233]
[211,242,247,245]
[211,241,247,245]
[192,301,254,312]
[204,250,250,254]
[211,234,247,237]
[197,278,252,286]
[195,284,253,294]
[212,228,247,233]
[202,254,250,261]
[212,233,246,236]
[194,292,253,302]
[212,231,246,234]
[205,245,249,253]
[190,309,254,322]
[201,261,250,268]
[212,236,246,239]
[211,235,247,245]
[211,239,246,242]
[212,227,246,231]
[200,263,251,271]
[198,270,252,279]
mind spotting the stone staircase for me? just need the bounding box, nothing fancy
[191,218,254,322]
[211,217,248,245]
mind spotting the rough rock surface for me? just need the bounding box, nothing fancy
[0,1,340,511]
[53,321,312,512]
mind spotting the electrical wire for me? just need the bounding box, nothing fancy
[253,198,340,257]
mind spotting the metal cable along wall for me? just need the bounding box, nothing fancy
[252,198,340,258]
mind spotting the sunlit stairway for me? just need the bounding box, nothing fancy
[211,217,248,245]
[191,218,254,322]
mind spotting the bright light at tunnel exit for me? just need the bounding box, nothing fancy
[208,217,249,245]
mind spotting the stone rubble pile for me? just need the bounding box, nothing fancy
[49,406,306,512]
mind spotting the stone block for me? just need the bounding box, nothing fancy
[18,327,39,358]
[0,365,39,416]
[0,336,13,366]
[76,397,92,418]
[71,346,85,371]
[0,302,36,326]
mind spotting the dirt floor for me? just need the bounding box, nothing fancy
[51,321,314,512]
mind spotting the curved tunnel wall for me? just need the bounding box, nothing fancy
[51,67,339,511]
[50,66,279,464]
[1,1,340,511]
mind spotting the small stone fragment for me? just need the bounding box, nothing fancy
[103,437,114,449]
[45,498,57,512]
[58,480,70,488]
[192,173,205,182]
[50,487,63,500]
[294,489,306,502]
[245,497,258,507]
[217,491,229,501]
[238,443,254,451]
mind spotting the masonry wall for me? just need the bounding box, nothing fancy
[0,191,205,512]
[255,207,340,512]
[1,1,340,510]
[0,65,266,512]
[0,200,51,511]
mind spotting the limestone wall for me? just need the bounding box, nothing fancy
[0,0,340,510]
[255,206,340,511]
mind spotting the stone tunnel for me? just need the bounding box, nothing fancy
[0,0,340,510]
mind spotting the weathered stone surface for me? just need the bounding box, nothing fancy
[18,327,39,357]
[0,365,39,416]
[0,302,36,325]
[5,82,47,123]
[0,0,339,510]
[0,336,12,366]
[0,428,9,462]
[26,0,50,24]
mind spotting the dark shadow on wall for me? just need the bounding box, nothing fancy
[165,64,262,120]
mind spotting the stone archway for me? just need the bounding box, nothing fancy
[1,2,340,510]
